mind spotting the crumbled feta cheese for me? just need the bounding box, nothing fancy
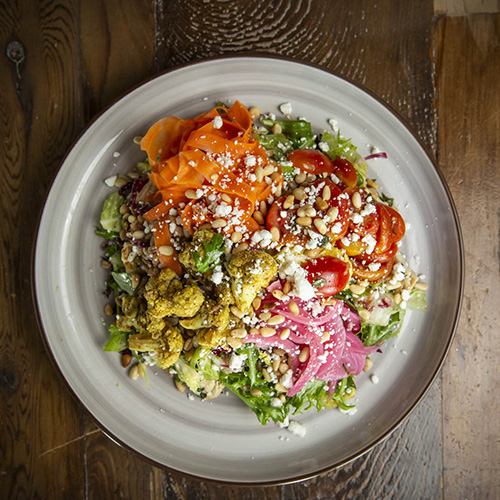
[279,102,293,116]
[211,265,224,285]
[244,155,257,167]
[370,374,379,384]
[228,352,248,372]
[318,141,330,152]
[328,118,338,131]
[212,115,223,129]
[113,151,120,158]
[288,420,306,437]
[105,175,117,187]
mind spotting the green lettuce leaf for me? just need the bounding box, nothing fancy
[100,192,125,232]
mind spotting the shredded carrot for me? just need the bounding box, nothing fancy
[141,101,282,274]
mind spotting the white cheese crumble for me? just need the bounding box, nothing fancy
[287,420,306,437]
[211,265,224,285]
[228,352,248,372]
[212,115,223,129]
[370,374,379,384]
[105,175,117,187]
[279,102,293,116]
[244,155,257,167]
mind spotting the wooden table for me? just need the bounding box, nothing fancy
[1,1,499,498]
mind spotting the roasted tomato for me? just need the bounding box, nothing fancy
[303,256,351,296]
[288,149,335,176]
[287,149,358,189]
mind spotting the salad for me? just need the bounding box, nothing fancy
[97,100,427,429]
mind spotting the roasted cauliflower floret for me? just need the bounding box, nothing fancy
[196,312,242,349]
[178,229,220,273]
[116,295,144,332]
[179,300,230,331]
[144,268,204,318]
[227,250,278,312]
[128,324,183,369]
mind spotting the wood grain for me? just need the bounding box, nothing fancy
[435,13,500,499]
[435,0,500,15]
[0,0,85,498]
[6,0,500,498]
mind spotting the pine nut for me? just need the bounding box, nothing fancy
[129,365,140,380]
[313,218,328,235]
[271,289,284,300]
[184,337,193,351]
[185,189,201,200]
[158,245,174,256]
[230,305,245,318]
[119,203,129,215]
[289,301,300,316]
[227,336,242,349]
[322,185,331,201]
[394,292,402,305]
[295,172,307,184]
[127,214,137,223]
[259,311,271,321]
[101,259,112,269]
[275,383,287,393]
[259,200,268,216]
[272,123,282,134]
[175,379,186,392]
[262,164,275,176]
[253,210,265,225]
[299,346,310,362]
[414,281,428,291]
[359,309,371,321]
[321,331,331,343]
[363,357,373,372]
[296,216,312,226]
[297,206,307,217]
[221,193,232,203]
[250,388,263,397]
[315,197,328,211]
[131,273,140,289]
[231,328,248,339]
[252,297,262,310]
[293,188,306,200]
[305,248,321,258]
[104,304,114,316]
[260,327,276,338]
[327,206,339,221]
[270,226,280,241]
[263,369,272,382]
[282,282,292,295]
[268,358,279,374]
[231,231,243,243]
[211,219,227,228]
[133,136,142,145]
[367,178,378,189]
[233,242,248,253]
[283,195,295,209]
[255,166,265,183]
[305,206,317,217]
[249,106,260,119]
[267,314,285,326]
[280,328,291,340]
[279,362,289,374]
[210,173,219,182]
[132,230,145,239]
[352,191,362,209]
[349,284,366,295]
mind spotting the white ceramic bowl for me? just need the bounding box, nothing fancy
[33,56,463,484]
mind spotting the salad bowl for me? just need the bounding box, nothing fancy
[33,55,463,484]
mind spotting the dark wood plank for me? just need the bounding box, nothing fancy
[154,1,441,498]
[435,13,500,499]
[0,0,86,498]
[78,1,162,498]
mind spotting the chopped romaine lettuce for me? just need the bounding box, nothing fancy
[100,192,125,232]
[103,324,128,351]
[360,309,404,347]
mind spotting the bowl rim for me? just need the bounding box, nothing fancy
[31,52,464,486]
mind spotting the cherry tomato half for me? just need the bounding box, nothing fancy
[288,149,334,176]
[331,157,358,189]
[303,256,351,296]
[351,259,394,282]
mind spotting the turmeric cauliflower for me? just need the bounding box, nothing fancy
[128,324,183,369]
[227,250,278,312]
[144,268,204,318]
